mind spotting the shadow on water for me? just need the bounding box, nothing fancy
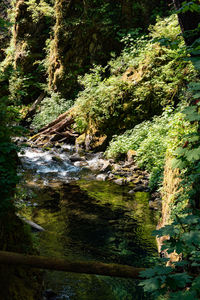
[22,179,157,300]
[19,148,157,299]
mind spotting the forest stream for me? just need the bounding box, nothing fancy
[18,145,157,300]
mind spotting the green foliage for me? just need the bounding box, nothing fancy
[26,0,54,23]
[31,92,73,129]
[0,18,12,31]
[73,15,196,136]
[9,69,42,105]
[74,66,136,134]
[140,16,200,297]
[106,106,196,189]
[176,0,200,14]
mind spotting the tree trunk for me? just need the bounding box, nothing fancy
[173,0,200,46]
[21,92,46,126]
[0,250,145,279]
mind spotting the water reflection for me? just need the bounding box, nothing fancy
[19,148,157,299]
[22,179,156,299]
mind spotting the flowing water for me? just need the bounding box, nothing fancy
[18,147,157,300]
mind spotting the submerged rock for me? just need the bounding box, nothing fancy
[43,289,58,300]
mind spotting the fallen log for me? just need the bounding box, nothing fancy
[0,250,144,279]
[29,110,76,146]
[39,111,72,132]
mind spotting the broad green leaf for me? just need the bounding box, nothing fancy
[139,278,160,292]
[182,231,200,245]
[174,147,187,156]
[185,148,200,161]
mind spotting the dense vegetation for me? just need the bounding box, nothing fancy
[0,0,200,299]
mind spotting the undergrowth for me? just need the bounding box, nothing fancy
[106,106,196,190]
[73,15,196,136]
[31,92,73,130]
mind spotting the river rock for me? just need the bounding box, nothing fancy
[96,174,108,181]
[113,178,126,185]
[130,165,140,171]
[100,161,112,172]
[128,189,135,194]
[112,164,121,172]
[69,154,86,162]
[123,161,134,168]
[74,161,88,167]
[131,185,149,192]
[52,155,63,163]
[108,173,115,180]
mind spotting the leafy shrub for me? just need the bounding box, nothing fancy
[74,67,138,135]
[73,15,196,136]
[31,92,73,129]
[9,70,41,105]
[106,106,196,189]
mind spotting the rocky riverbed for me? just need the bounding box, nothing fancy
[17,135,161,211]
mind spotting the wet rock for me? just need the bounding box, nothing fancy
[131,185,149,192]
[141,180,149,187]
[75,133,86,152]
[108,173,115,180]
[123,161,134,168]
[74,161,88,167]
[87,157,108,171]
[126,177,133,183]
[55,142,61,148]
[112,164,121,172]
[52,155,63,163]
[108,158,115,164]
[113,178,126,185]
[100,161,112,172]
[132,179,143,185]
[69,154,86,162]
[96,174,108,181]
[128,189,135,194]
[130,165,140,171]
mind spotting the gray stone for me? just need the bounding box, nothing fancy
[113,178,125,185]
[108,173,115,180]
[96,174,108,181]
[128,189,135,194]
[132,185,147,192]
[100,161,112,172]
[70,154,86,162]
[74,161,88,167]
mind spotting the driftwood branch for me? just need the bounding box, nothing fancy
[0,251,144,279]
